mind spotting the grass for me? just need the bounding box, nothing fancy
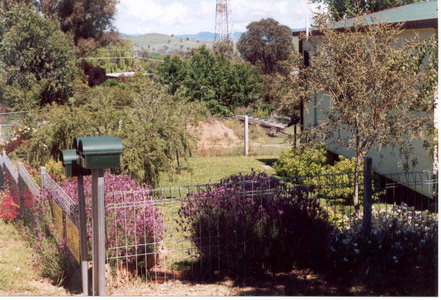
[0,220,68,296]
[159,155,277,188]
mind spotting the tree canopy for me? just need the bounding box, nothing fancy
[0,4,78,110]
[237,18,294,75]
[1,0,119,54]
[157,46,263,116]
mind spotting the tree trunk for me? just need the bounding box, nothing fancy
[293,125,297,150]
[353,153,364,209]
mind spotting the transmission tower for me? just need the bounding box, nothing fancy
[214,0,232,42]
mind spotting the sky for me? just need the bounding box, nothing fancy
[115,0,321,35]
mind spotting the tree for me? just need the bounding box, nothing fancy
[0,4,78,110]
[0,0,119,54]
[157,46,263,116]
[311,0,420,21]
[296,20,437,207]
[28,77,203,185]
[213,39,235,59]
[237,18,294,75]
[40,0,118,44]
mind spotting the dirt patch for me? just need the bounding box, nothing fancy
[189,119,241,156]
[107,269,348,296]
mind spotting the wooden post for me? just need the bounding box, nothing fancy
[77,176,89,295]
[363,157,373,236]
[244,115,249,156]
[92,169,105,296]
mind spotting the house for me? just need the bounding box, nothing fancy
[293,1,438,198]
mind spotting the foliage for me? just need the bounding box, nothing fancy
[0,4,78,110]
[274,144,361,202]
[44,159,66,183]
[310,0,420,21]
[237,18,294,75]
[213,39,235,59]
[24,191,75,285]
[28,77,202,185]
[85,39,160,74]
[329,204,437,292]
[178,172,334,275]
[0,190,19,222]
[296,19,437,206]
[157,46,263,117]
[61,173,165,267]
[38,0,119,54]
[77,61,107,87]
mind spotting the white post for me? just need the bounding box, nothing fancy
[92,169,105,296]
[244,115,249,156]
[40,167,46,189]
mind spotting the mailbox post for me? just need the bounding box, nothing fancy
[60,150,91,295]
[61,136,123,296]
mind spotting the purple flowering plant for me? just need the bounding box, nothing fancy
[177,172,333,275]
[61,173,165,268]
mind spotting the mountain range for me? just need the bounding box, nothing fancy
[121,31,244,43]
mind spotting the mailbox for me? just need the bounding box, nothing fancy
[60,149,91,177]
[76,136,123,169]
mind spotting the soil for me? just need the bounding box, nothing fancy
[189,119,241,153]
[107,269,349,296]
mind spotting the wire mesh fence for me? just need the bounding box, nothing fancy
[102,169,438,286]
[0,150,437,292]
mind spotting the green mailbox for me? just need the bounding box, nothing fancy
[76,136,123,169]
[60,149,91,177]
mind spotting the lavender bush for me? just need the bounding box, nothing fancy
[61,173,166,270]
[178,172,334,276]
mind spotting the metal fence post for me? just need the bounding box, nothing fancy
[92,168,106,296]
[77,175,89,296]
[363,157,373,236]
[40,166,46,188]
[17,162,23,217]
[244,115,249,156]
[0,151,4,190]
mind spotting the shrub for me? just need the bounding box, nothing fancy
[44,160,66,183]
[329,204,437,293]
[0,190,19,222]
[177,172,334,276]
[61,173,165,269]
[26,191,75,285]
[274,144,361,203]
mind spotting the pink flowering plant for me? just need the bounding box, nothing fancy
[177,172,334,276]
[61,173,165,270]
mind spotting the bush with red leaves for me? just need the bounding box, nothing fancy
[0,191,19,222]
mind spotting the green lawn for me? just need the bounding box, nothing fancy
[159,155,277,188]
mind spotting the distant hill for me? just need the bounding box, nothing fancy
[125,33,213,56]
[119,33,141,39]
[176,32,243,42]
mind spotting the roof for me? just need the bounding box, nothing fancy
[106,72,154,78]
[293,0,437,36]
[332,0,437,29]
